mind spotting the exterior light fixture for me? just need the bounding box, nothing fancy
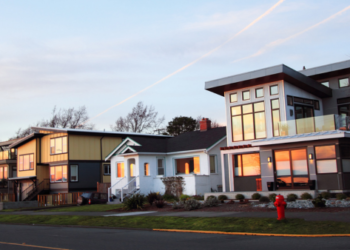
[267,157,272,163]
[309,153,313,160]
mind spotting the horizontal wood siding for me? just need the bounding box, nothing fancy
[41,133,68,163]
[102,137,123,159]
[69,135,101,160]
[17,139,36,178]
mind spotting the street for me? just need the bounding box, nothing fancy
[0,224,348,250]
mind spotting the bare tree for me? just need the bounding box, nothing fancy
[10,106,94,139]
[195,116,221,130]
[111,102,165,134]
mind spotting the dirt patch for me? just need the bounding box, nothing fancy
[107,202,350,213]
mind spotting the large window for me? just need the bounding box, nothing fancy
[117,162,125,178]
[103,164,111,175]
[50,137,68,155]
[176,157,200,174]
[231,101,266,141]
[70,165,78,182]
[50,165,67,183]
[271,99,280,137]
[19,154,34,171]
[0,166,7,179]
[157,159,164,175]
[210,155,217,174]
[234,153,260,176]
[144,163,150,176]
[315,145,337,173]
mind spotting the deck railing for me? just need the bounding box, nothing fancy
[38,192,83,207]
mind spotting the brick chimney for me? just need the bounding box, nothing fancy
[200,118,211,131]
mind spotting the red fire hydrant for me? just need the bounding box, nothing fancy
[274,195,286,220]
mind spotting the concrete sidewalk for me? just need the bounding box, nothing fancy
[3,210,350,222]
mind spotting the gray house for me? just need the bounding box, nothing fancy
[205,60,350,197]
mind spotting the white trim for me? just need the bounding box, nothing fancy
[220,147,260,154]
[166,149,206,155]
[120,146,137,154]
[105,137,142,161]
[206,136,227,152]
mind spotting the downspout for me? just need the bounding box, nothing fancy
[100,136,105,183]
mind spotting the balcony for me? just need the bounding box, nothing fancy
[0,150,17,161]
[278,114,349,137]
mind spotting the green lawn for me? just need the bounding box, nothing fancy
[0,215,349,234]
[36,204,124,212]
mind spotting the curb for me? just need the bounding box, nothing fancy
[153,229,350,237]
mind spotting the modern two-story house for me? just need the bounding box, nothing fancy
[205,60,350,197]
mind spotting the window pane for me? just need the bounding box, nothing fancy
[19,156,24,171]
[275,151,291,176]
[210,156,216,173]
[317,160,337,173]
[144,163,149,176]
[271,99,279,109]
[0,168,3,179]
[243,114,254,140]
[272,110,280,137]
[255,88,263,98]
[254,102,265,112]
[270,85,278,95]
[24,155,29,170]
[55,138,62,154]
[62,166,67,182]
[3,167,7,179]
[342,159,350,172]
[70,165,78,181]
[157,159,164,175]
[287,96,293,106]
[62,137,67,153]
[315,145,336,159]
[339,78,349,88]
[234,155,242,176]
[29,154,34,169]
[231,106,241,115]
[176,158,199,174]
[291,149,308,176]
[55,166,62,182]
[242,104,253,114]
[130,163,134,177]
[242,90,250,100]
[193,157,200,174]
[254,112,266,139]
[242,153,260,176]
[50,167,55,182]
[321,82,329,87]
[232,116,243,141]
[117,163,125,178]
[230,93,237,103]
[50,139,55,154]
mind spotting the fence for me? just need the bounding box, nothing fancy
[97,182,110,193]
[38,192,83,207]
[0,193,15,202]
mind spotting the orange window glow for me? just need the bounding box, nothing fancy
[117,163,125,178]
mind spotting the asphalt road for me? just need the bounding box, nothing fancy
[0,224,349,250]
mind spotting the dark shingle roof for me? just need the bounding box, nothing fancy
[128,127,226,153]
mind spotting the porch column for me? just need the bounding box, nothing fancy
[228,153,234,192]
[220,152,226,192]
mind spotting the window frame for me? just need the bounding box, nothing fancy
[242,90,250,101]
[234,153,261,177]
[50,136,68,155]
[116,162,125,178]
[230,93,238,103]
[157,158,165,176]
[269,85,279,96]
[0,166,7,179]
[339,78,349,88]
[271,99,280,137]
[255,88,264,98]
[315,145,338,174]
[50,165,68,183]
[287,96,293,106]
[209,155,217,174]
[19,153,34,171]
[70,165,79,182]
[144,163,150,176]
[103,163,111,176]
[174,156,200,175]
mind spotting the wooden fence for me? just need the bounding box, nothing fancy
[97,182,110,193]
[0,193,15,202]
[38,192,83,207]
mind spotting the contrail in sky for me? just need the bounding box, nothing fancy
[79,0,284,127]
[232,4,350,63]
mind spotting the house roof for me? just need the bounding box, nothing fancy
[0,138,22,147]
[300,59,350,81]
[205,64,332,98]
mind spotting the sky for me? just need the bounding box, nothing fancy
[1,0,350,141]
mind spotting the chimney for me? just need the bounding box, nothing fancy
[200,118,211,131]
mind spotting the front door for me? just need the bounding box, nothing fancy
[295,105,314,134]
[274,149,309,189]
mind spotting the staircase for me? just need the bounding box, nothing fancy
[22,179,50,201]
[108,176,140,203]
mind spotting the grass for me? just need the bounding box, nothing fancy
[0,215,349,234]
[36,204,124,212]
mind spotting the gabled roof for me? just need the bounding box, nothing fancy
[205,64,332,98]
[0,138,23,147]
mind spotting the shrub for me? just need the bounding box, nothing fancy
[206,195,216,200]
[172,201,184,209]
[235,194,245,200]
[154,199,165,208]
[218,195,228,202]
[259,196,270,203]
[123,194,145,210]
[269,193,277,202]
[192,195,204,200]
[252,193,261,200]
[162,193,179,202]
[180,194,190,201]
[203,197,219,207]
[183,199,201,211]
[321,191,331,199]
[146,192,159,205]
[336,193,347,200]
[287,193,298,202]
[312,194,326,208]
[301,192,312,200]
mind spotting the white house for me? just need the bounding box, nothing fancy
[105,119,227,199]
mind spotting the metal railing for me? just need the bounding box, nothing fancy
[120,176,139,202]
[278,114,349,137]
[38,192,83,207]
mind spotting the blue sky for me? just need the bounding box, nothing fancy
[1,0,350,141]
